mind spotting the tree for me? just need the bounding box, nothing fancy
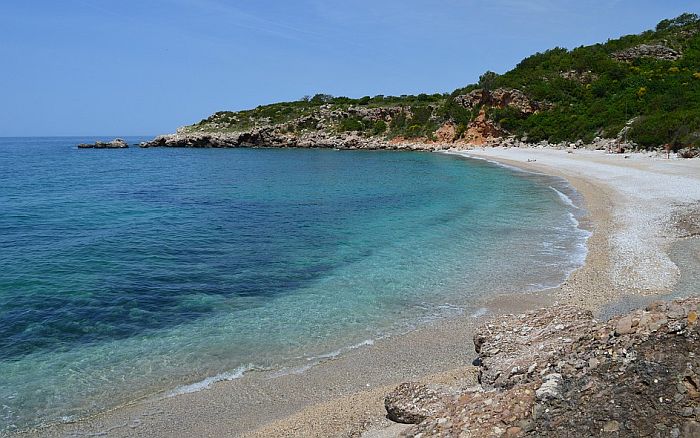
[478,71,499,91]
[656,13,699,31]
[310,94,334,104]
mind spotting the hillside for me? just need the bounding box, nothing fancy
[146,13,700,151]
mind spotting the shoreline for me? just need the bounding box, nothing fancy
[18,146,700,438]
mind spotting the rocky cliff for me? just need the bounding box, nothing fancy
[140,87,548,149]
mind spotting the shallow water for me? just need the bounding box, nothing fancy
[597,236,700,321]
[0,138,589,432]
[668,237,700,299]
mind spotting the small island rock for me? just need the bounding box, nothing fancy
[77,138,129,149]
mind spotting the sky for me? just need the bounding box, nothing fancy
[1,1,698,136]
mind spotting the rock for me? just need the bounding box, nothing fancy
[461,108,506,145]
[535,374,563,401]
[434,122,457,143]
[602,420,620,432]
[138,130,444,152]
[383,382,449,424]
[77,138,129,149]
[614,315,636,335]
[473,305,596,390]
[455,88,544,114]
[678,148,700,159]
[505,426,523,437]
[612,44,682,62]
[390,297,700,437]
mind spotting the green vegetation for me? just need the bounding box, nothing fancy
[185,14,700,150]
[478,12,700,148]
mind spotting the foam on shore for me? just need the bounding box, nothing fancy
[167,365,253,397]
[550,186,579,209]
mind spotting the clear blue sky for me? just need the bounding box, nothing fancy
[1,1,698,136]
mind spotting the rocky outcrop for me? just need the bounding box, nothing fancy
[77,138,129,149]
[140,130,447,151]
[461,108,506,146]
[385,383,455,424]
[455,88,542,115]
[473,305,596,391]
[387,297,700,437]
[448,88,543,144]
[344,105,406,122]
[480,134,639,153]
[612,44,682,62]
[434,123,458,143]
[141,129,297,148]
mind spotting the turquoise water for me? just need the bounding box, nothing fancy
[0,137,588,433]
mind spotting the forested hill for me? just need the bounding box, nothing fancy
[176,13,700,150]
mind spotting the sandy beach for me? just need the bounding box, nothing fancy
[21,147,700,438]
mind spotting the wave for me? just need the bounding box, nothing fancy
[267,339,378,379]
[550,186,579,209]
[308,339,376,361]
[166,364,253,397]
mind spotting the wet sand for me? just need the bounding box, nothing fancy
[21,148,700,438]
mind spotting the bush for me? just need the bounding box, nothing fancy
[339,117,365,132]
[372,120,387,135]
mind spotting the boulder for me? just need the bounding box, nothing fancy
[384,382,450,424]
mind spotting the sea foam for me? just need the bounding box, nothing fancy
[166,365,252,397]
[550,186,579,209]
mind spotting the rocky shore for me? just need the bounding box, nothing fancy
[138,128,638,154]
[384,298,700,437]
[139,129,700,160]
[138,130,442,151]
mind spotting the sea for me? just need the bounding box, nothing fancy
[0,137,590,433]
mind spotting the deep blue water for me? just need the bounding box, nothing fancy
[0,137,589,432]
